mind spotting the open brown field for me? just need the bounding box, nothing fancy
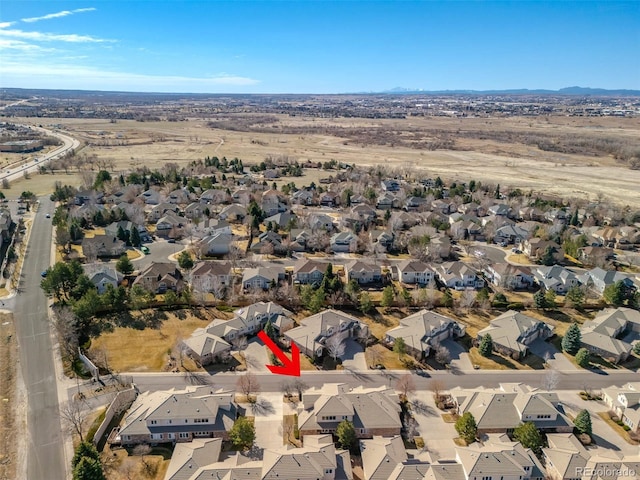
[19,114,640,206]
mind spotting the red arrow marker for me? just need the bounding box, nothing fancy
[257,330,300,377]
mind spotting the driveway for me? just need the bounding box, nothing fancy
[410,391,458,461]
[252,392,284,451]
[441,339,473,372]
[528,339,578,371]
[244,338,270,372]
[557,391,639,456]
[341,339,367,372]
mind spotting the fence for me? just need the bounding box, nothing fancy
[78,348,99,380]
[92,386,137,448]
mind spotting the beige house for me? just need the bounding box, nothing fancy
[580,308,640,364]
[451,383,572,435]
[477,311,554,359]
[602,382,640,433]
[112,387,236,447]
[384,310,465,360]
[298,384,401,439]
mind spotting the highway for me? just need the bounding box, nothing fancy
[13,195,67,480]
[0,124,79,185]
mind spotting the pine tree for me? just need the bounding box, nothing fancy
[336,420,356,450]
[393,337,406,359]
[115,255,134,275]
[513,422,544,455]
[533,290,547,309]
[263,319,276,340]
[455,412,478,444]
[381,286,395,309]
[130,227,142,247]
[562,323,582,355]
[574,409,592,435]
[575,348,590,368]
[478,334,493,357]
[566,286,585,309]
[72,456,105,480]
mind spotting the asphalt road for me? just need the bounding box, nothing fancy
[13,196,67,480]
[125,367,640,396]
[0,125,79,185]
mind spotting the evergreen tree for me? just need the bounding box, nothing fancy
[441,289,453,307]
[130,227,142,248]
[393,337,406,359]
[115,255,134,275]
[308,287,326,314]
[570,209,579,226]
[634,342,640,355]
[566,286,585,309]
[381,285,395,309]
[336,420,356,450]
[603,280,627,307]
[562,324,582,355]
[359,292,373,314]
[513,422,544,455]
[263,319,276,340]
[574,409,592,435]
[544,289,556,309]
[575,348,590,368]
[533,290,547,309]
[478,334,493,357]
[455,412,478,444]
[540,246,556,266]
[72,442,100,469]
[72,456,105,480]
[177,251,194,269]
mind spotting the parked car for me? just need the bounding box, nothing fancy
[45,213,50,218]
[141,246,150,254]
[41,271,48,278]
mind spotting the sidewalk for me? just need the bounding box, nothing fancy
[252,392,284,451]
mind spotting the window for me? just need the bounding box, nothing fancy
[322,416,336,421]
[150,433,162,440]
[325,469,333,474]
[179,433,189,439]
[194,418,209,423]
[168,433,175,440]
[150,420,157,425]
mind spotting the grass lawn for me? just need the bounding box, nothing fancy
[126,248,142,260]
[89,310,214,371]
[468,347,544,370]
[299,354,317,371]
[357,307,401,340]
[365,343,411,370]
[597,412,640,445]
[103,444,171,480]
[441,413,458,423]
[83,227,106,239]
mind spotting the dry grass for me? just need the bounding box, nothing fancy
[89,310,214,371]
[597,412,640,445]
[1,172,82,199]
[83,227,106,239]
[103,445,171,480]
[358,307,401,340]
[467,347,544,370]
[299,354,317,371]
[0,314,17,480]
[441,413,459,423]
[365,343,408,370]
[18,115,640,206]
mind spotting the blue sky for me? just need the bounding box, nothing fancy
[0,1,638,93]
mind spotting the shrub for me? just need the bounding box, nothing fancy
[507,302,525,310]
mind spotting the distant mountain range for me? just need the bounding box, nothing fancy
[379,86,640,96]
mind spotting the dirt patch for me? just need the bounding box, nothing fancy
[0,314,18,480]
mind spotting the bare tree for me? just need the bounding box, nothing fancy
[325,335,346,362]
[430,379,446,404]
[51,306,79,361]
[281,381,293,399]
[237,372,261,401]
[435,344,452,366]
[133,444,154,476]
[542,368,560,392]
[368,346,384,368]
[396,375,416,399]
[459,289,476,313]
[292,378,308,401]
[59,399,89,442]
[232,336,248,360]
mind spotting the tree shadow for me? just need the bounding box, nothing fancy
[411,399,437,417]
[251,398,275,416]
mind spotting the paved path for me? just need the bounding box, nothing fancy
[442,339,474,371]
[342,339,367,371]
[244,338,270,372]
[252,392,284,451]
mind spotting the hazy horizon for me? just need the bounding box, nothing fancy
[1,1,638,94]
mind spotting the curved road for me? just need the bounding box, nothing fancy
[0,125,79,185]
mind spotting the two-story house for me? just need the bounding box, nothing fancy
[476,311,554,359]
[397,260,434,285]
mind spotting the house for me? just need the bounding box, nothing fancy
[532,265,580,294]
[184,202,205,219]
[284,309,368,358]
[320,191,340,207]
[451,219,484,241]
[242,266,285,290]
[521,238,564,263]
[292,188,315,205]
[431,199,456,215]
[456,435,545,480]
[404,196,428,212]
[477,311,554,359]
[81,235,126,258]
[112,386,236,446]
[543,433,640,480]
[298,384,401,438]
[580,308,640,364]
[381,179,400,192]
[369,230,394,251]
[345,260,382,285]
[488,204,513,217]
[578,267,637,295]
[231,188,251,205]
[350,194,367,205]
[190,261,232,296]
[293,259,328,286]
[518,206,545,221]
[163,435,352,480]
[261,189,286,216]
[360,435,432,480]
[156,212,183,236]
[545,209,569,224]
[264,211,297,230]
[429,235,452,258]
[75,189,104,206]
[451,383,572,434]
[350,204,377,224]
[139,189,161,205]
[308,213,335,231]
[494,224,530,245]
[376,192,397,210]
[250,231,284,254]
[133,262,183,294]
[105,221,151,242]
[82,263,121,294]
[602,383,640,433]
[149,203,180,221]
[578,246,615,265]
[330,231,357,253]
[195,218,232,237]
[397,260,434,285]
[484,263,533,290]
[384,310,465,359]
[182,302,292,363]
[199,233,232,256]
[167,188,193,205]
[434,262,483,290]
[199,188,228,205]
[219,204,246,222]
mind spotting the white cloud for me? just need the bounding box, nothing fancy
[0,61,260,92]
[0,28,109,43]
[21,7,96,23]
[0,22,15,28]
